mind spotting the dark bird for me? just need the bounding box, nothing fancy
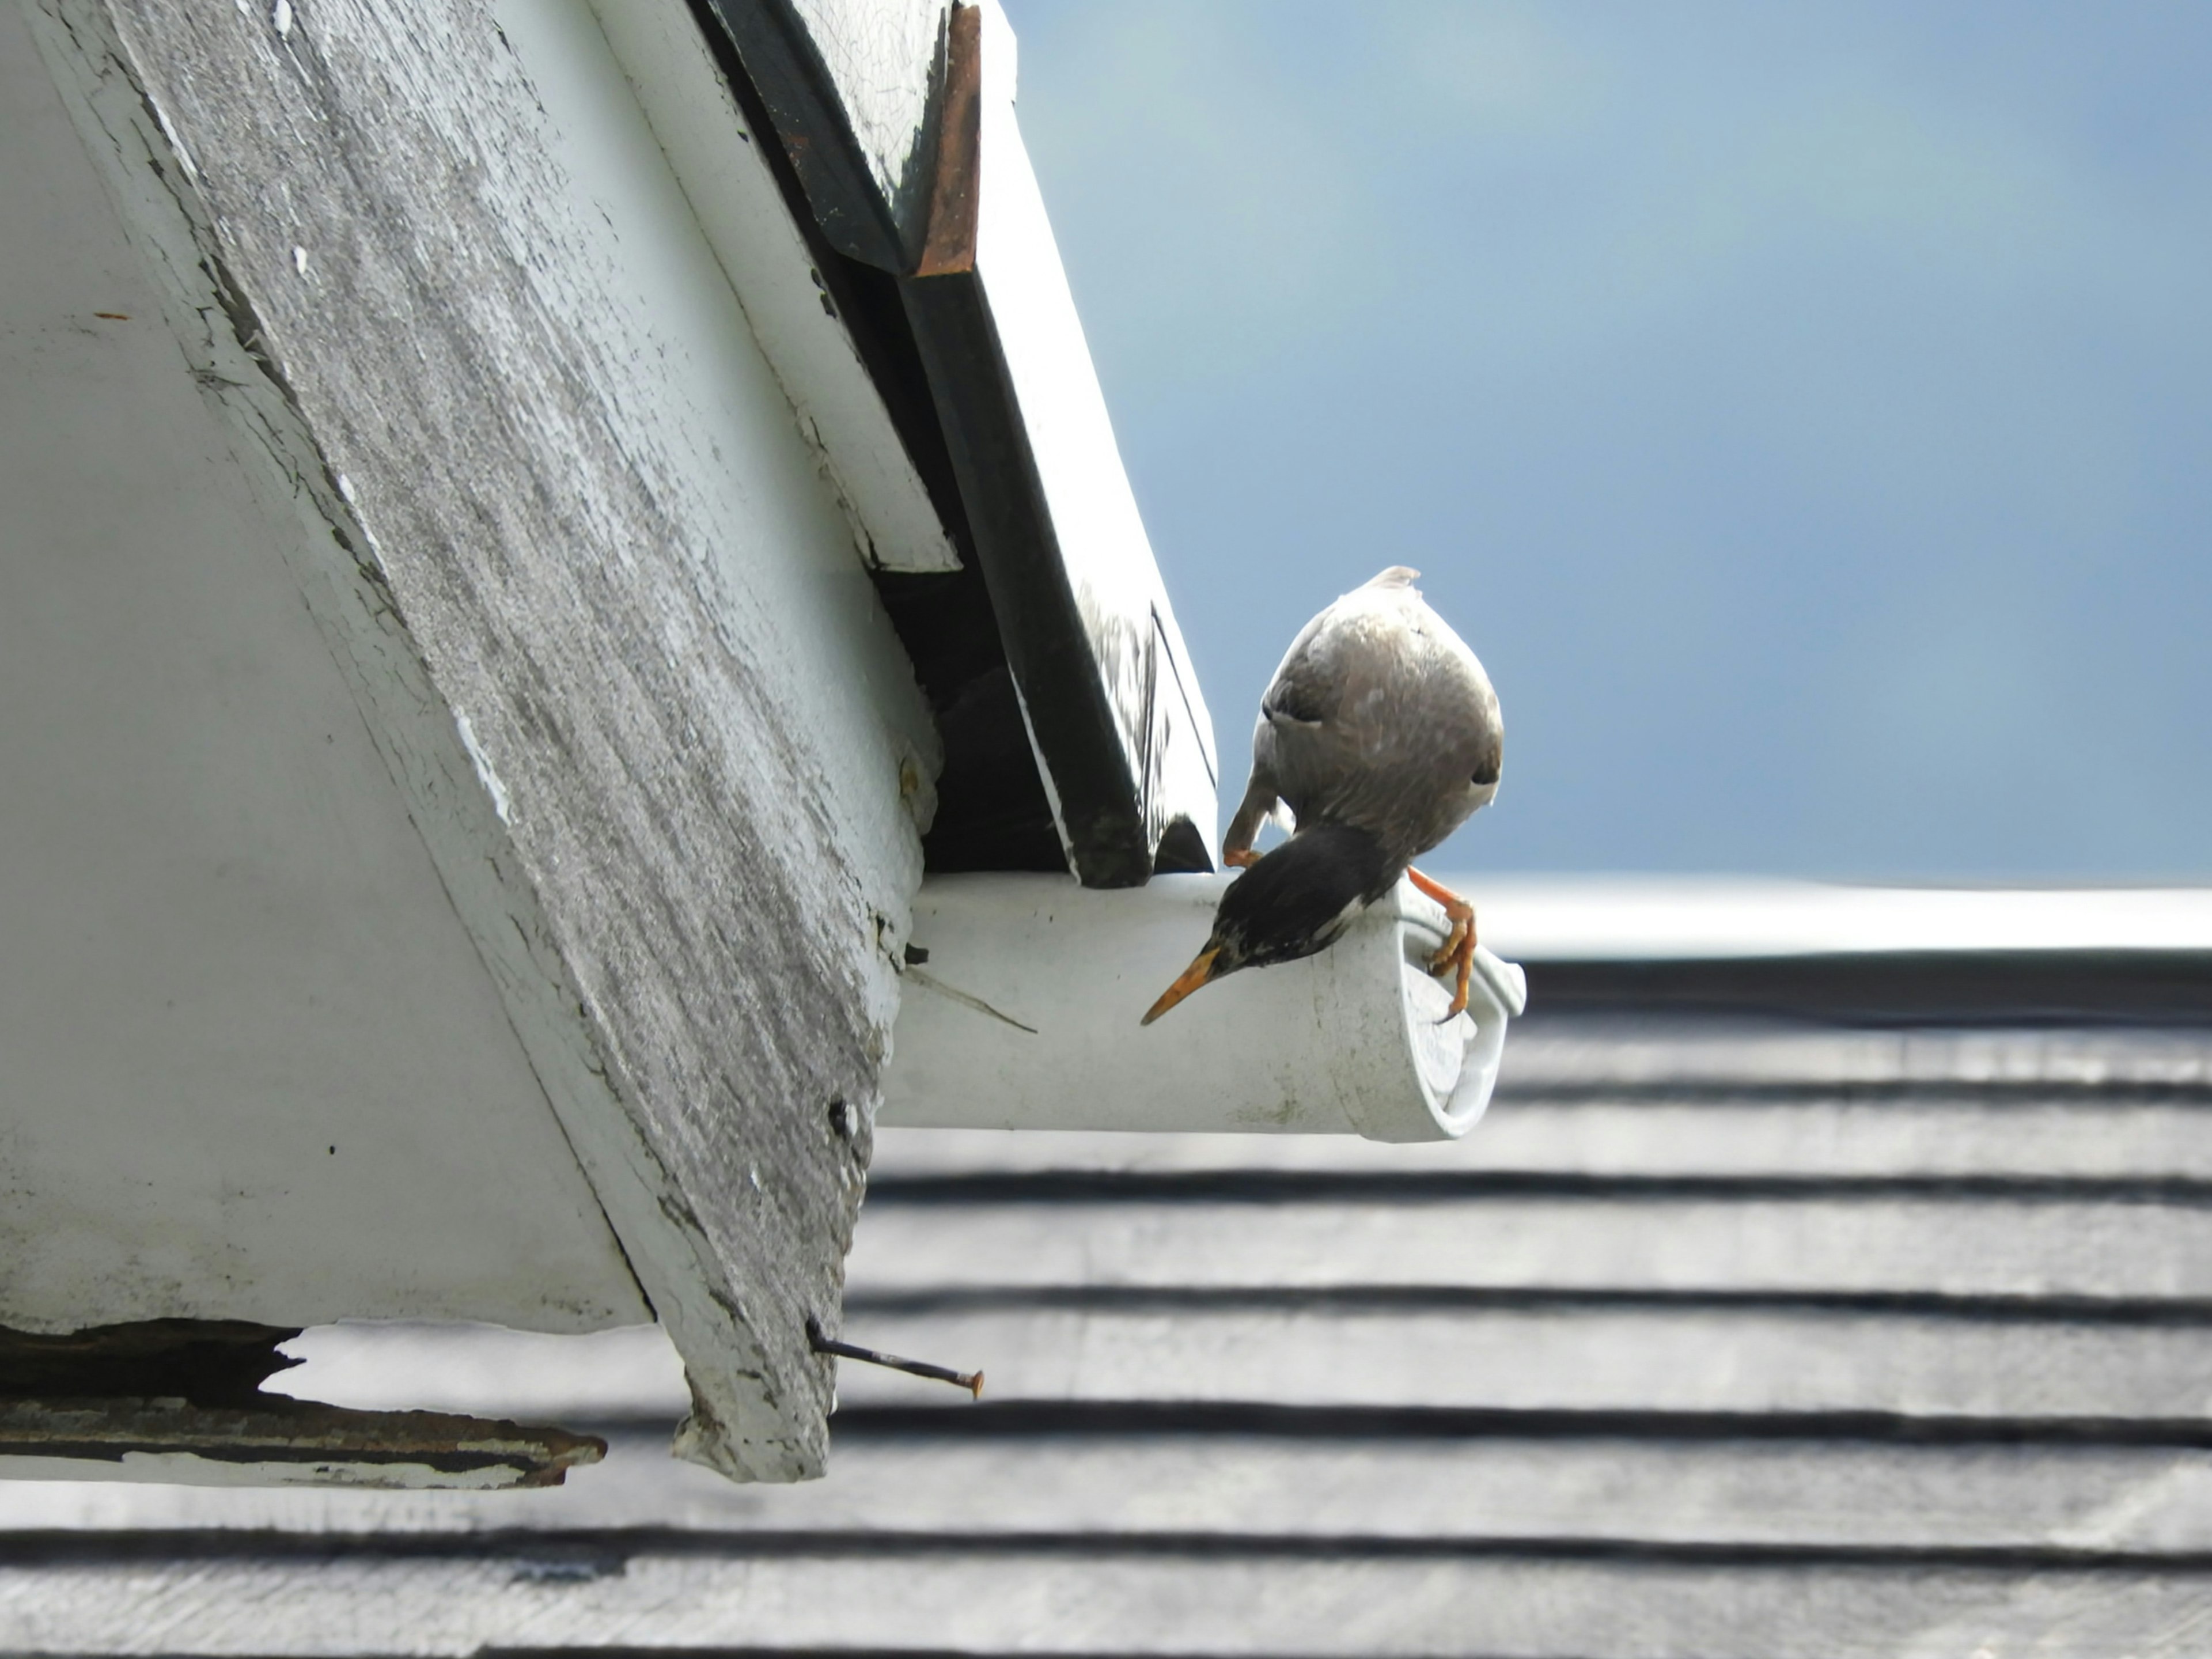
[1143,566,1502,1024]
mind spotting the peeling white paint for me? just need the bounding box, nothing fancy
[453,709,512,825]
[589,0,960,574]
[3,0,652,1339]
[26,0,943,1482]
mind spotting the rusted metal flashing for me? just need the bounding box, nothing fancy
[914,3,979,278]
[0,1399,602,1490]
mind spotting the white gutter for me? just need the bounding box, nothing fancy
[880,875,1527,1142]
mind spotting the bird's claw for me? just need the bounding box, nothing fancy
[1429,926,1474,1022]
[1406,867,1476,1022]
[1425,916,1468,979]
[1222,846,1261,869]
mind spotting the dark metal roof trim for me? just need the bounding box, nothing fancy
[693,0,940,272]
[692,0,1212,888]
[898,271,1156,885]
[683,0,1066,874]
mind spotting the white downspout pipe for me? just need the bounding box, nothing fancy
[878,874,1528,1142]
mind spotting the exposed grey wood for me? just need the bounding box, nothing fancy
[14,1430,2212,1557]
[3,1551,2209,1657]
[30,0,941,1478]
[824,1304,2212,1418]
[844,1197,2212,1302]
[0,0,649,1339]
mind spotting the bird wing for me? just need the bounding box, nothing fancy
[1258,616,1341,729]
[1257,567,1421,730]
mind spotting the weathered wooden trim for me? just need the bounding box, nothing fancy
[28,0,937,1480]
[0,1399,601,1490]
[590,0,959,576]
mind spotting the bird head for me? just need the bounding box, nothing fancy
[1141,824,1398,1024]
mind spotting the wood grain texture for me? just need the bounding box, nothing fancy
[2,1550,2208,1657]
[14,1429,2212,1556]
[843,1195,2212,1302]
[33,0,941,1479]
[0,0,651,1339]
[823,1303,2212,1416]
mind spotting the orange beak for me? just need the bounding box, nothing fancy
[1141,946,1224,1025]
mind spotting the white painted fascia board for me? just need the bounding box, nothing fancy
[591,0,959,575]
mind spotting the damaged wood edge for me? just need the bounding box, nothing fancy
[25,0,825,1483]
[0,1319,302,1403]
[0,1399,603,1490]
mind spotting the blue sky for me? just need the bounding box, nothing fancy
[999,2,2212,877]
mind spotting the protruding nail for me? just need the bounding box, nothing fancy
[808,1319,982,1398]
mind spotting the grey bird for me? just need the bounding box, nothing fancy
[1142,566,1502,1024]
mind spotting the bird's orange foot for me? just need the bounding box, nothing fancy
[1222,846,1261,869]
[1406,866,1476,1021]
